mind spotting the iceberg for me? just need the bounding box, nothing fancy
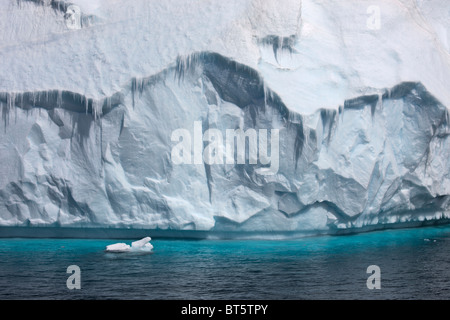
[0,0,449,238]
[131,237,153,249]
[105,243,131,253]
[106,237,153,253]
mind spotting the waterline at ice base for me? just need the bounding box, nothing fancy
[0,0,449,239]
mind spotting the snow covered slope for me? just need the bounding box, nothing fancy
[0,0,449,237]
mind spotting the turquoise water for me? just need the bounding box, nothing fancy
[1,225,450,299]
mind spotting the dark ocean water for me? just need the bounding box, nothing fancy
[1,225,450,300]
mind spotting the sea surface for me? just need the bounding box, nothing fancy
[1,225,450,300]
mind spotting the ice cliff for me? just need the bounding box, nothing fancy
[0,0,449,237]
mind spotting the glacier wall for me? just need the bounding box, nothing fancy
[1,52,449,236]
[1,0,450,237]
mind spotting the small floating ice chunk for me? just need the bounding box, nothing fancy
[137,242,154,252]
[105,243,131,252]
[131,236,151,248]
[105,237,153,253]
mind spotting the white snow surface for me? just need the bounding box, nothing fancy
[0,0,450,237]
[1,0,449,113]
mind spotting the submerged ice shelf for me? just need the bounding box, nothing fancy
[0,0,449,238]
